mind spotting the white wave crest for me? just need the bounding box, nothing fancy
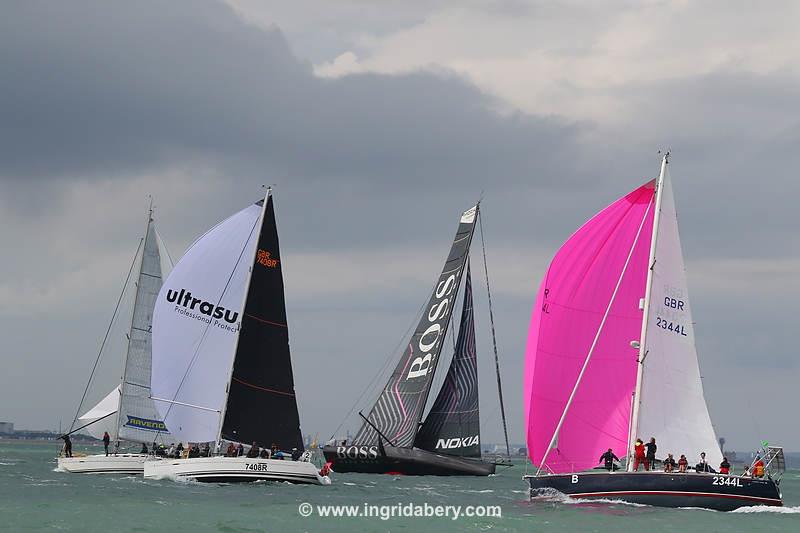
[732,505,800,514]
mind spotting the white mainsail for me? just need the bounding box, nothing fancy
[151,204,261,444]
[77,386,120,440]
[116,218,175,444]
[635,163,722,467]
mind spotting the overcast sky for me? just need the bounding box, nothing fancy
[1,0,798,452]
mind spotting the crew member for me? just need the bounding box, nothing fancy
[752,456,765,478]
[60,434,73,458]
[599,448,619,471]
[719,457,731,475]
[678,454,688,473]
[140,442,148,454]
[633,439,646,471]
[246,442,260,458]
[102,431,111,456]
[644,437,657,471]
[663,453,677,472]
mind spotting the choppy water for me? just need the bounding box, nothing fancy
[1,441,798,532]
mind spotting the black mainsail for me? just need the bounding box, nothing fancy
[414,264,480,458]
[220,195,304,451]
[353,206,477,448]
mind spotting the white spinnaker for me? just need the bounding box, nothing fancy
[78,386,120,440]
[636,167,722,467]
[117,219,175,444]
[151,204,261,444]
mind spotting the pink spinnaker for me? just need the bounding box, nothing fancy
[525,182,655,473]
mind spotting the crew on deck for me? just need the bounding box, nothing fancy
[663,453,677,472]
[599,448,619,471]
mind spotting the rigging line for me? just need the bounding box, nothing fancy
[154,210,260,439]
[328,284,433,441]
[478,207,511,458]
[67,238,143,435]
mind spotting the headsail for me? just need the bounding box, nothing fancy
[151,203,261,444]
[354,205,477,448]
[78,386,120,440]
[117,217,173,443]
[220,195,303,451]
[414,263,481,458]
[634,165,721,466]
[524,183,655,473]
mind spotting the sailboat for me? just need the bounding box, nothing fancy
[58,204,175,474]
[523,154,784,510]
[322,204,509,476]
[143,190,329,484]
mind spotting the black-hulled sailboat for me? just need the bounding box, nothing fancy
[323,204,507,476]
[144,190,329,484]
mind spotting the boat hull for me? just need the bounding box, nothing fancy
[322,445,496,476]
[525,471,782,511]
[143,456,329,485]
[56,454,146,474]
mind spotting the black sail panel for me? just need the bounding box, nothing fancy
[354,206,477,448]
[414,264,481,457]
[220,195,304,451]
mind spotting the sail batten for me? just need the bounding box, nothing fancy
[354,206,477,448]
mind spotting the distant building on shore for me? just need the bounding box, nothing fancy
[0,422,14,434]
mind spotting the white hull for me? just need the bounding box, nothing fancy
[56,454,147,474]
[143,456,330,485]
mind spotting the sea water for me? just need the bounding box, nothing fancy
[1,441,798,532]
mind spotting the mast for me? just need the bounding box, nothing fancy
[626,153,668,470]
[214,187,270,451]
[113,200,153,446]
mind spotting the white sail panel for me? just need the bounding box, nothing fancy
[78,386,120,440]
[636,167,722,467]
[117,219,175,444]
[151,204,261,444]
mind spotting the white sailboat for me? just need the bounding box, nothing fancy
[58,204,175,474]
[143,190,329,484]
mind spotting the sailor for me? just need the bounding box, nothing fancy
[246,442,260,458]
[663,453,677,472]
[259,447,269,459]
[678,454,688,473]
[102,431,111,456]
[201,443,210,457]
[644,437,657,471]
[140,442,148,454]
[237,443,244,457]
[598,448,619,471]
[188,444,200,458]
[291,448,302,461]
[60,434,73,458]
[167,443,175,457]
[176,442,184,458]
[225,442,236,457]
[633,439,646,471]
[719,457,731,475]
[752,456,765,478]
[695,451,715,473]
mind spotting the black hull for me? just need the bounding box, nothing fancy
[526,471,782,511]
[323,446,496,476]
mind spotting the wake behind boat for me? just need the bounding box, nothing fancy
[143,190,328,485]
[323,204,510,476]
[58,203,175,474]
[522,154,783,510]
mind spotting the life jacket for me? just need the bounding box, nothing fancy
[634,443,645,459]
[719,465,729,474]
[319,461,333,477]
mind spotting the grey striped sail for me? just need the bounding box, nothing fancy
[414,263,481,457]
[353,206,477,448]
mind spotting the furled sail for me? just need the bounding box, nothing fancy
[414,263,481,458]
[78,386,120,440]
[354,206,477,448]
[220,195,303,451]
[117,218,174,443]
[524,183,655,473]
[151,202,261,444]
[634,166,721,466]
